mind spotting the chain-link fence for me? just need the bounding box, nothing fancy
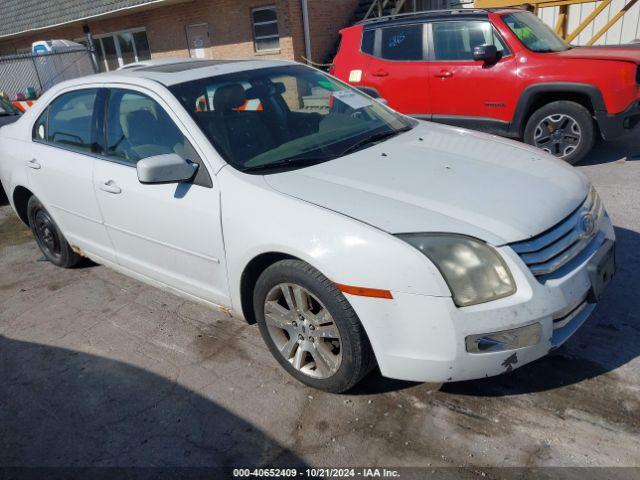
[0,48,97,100]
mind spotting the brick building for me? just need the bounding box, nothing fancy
[0,0,361,70]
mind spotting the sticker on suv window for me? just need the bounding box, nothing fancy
[388,33,407,48]
[332,90,371,110]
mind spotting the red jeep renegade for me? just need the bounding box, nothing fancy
[332,9,640,163]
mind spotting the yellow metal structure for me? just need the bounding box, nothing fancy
[474,0,639,44]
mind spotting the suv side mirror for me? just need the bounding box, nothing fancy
[473,44,499,64]
[136,153,198,184]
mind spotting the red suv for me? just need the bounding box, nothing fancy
[332,9,640,163]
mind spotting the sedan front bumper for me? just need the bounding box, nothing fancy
[346,216,615,383]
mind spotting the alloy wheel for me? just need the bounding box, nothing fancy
[533,114,582,158]
[264,283,342,379]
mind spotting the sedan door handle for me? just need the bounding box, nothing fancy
[98,180,122,194]
[372,69,389,77]
[26,158,41,170]
[435,70,453,78]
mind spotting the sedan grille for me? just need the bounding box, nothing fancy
[510,188,603,277]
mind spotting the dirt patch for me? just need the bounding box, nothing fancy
[0,214,32,250]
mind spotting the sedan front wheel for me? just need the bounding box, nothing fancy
[254,259,374,393]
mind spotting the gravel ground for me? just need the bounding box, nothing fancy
[1,137,639,471]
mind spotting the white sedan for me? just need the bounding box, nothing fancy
[0,59,615,392]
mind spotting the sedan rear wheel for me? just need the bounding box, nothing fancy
[254,259,374,393]
[27,196,80,268]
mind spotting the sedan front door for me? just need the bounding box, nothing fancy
[93,87,229,306]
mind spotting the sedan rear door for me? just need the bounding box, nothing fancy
[28,88,116,262]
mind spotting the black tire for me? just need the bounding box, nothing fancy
[27,196,80,268]
[523,100,595,165]
[253,259,375,393]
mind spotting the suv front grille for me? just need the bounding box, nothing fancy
[510,188,603,277]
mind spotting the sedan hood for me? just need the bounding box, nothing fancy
[265,123,589,245]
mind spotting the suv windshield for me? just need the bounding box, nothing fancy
[502,11,570,52]
[0,98,20,116]
[169,64,415,173]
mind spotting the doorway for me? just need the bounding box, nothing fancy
[186,23,211,59]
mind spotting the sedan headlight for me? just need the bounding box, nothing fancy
[397,234,516,307]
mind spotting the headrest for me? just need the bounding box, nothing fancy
[124,109,157,138]
[214,84,246,111]
[245,82,285,100]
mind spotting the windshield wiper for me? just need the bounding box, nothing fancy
[242,156,329,173]
[340,127,411,157]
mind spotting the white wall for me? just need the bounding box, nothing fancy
[538,0,640,45]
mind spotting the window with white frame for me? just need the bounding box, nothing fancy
[88,29,151,72]
[251,5,280,52]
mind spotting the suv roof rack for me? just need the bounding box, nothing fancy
[355,8,489,26]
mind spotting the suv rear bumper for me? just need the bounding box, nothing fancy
[597,99,640,140]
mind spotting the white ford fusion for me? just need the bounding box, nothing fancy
[0,59,615,392]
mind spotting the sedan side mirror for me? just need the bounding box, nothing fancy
[473,44,499,64]
[136,153,198,184]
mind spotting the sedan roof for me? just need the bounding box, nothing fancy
[65,58,296,88]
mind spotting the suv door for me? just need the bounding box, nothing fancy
[29,89,116,262]
[93,87,229,306]
[428,20,518,130]
[362,23,431,115]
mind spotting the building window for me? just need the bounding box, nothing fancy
[91,29,151,72]
[251,5,280,52]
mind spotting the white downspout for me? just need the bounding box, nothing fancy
[300,0,312,64]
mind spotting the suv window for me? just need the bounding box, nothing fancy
[432,21,508,61]
[361,29,375,55]
[380,24,423,61]
[106,89,194,165]
[35,89,98,152]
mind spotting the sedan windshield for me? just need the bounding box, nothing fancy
[169,64,415,173]
[502,11,571,53]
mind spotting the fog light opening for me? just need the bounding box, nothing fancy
[465,323,542,354]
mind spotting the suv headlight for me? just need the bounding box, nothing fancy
[397,234,516,307]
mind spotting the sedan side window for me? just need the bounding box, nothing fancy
[35,89,99,152]
[432,21,509,61]
[105,89,211,186]
[106,90,190,165]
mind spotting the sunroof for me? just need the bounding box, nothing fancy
[137,60,248,73]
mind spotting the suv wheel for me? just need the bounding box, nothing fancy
[524,101,595,165]
[253,259,374,393]
[27,196,80,268]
